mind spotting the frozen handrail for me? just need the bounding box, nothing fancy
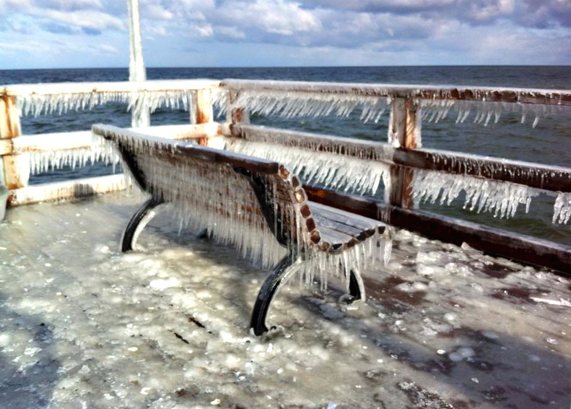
[221,79,571,106]
[92,124,392,335]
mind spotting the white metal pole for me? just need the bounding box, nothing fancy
[127,0,150,127]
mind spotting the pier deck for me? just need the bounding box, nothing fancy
[0,193,569,408]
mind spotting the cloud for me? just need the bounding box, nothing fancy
[0,0,570,68]
[1,0,124,36]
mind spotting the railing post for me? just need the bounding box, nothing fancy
[228,90,250,125]
[0,94,29,192]
[193,88,214,146]
[388,97,421,208]
[195,89,213,124]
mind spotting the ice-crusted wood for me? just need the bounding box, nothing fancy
[0,95,28,189]
[221,79,571,106]
[229,125,571,222]
[8,174,127,206]
[5,80,222,118]
[92,124,391,287]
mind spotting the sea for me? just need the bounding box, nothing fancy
[0,66,570,245]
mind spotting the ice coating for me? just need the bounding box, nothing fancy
[219,89,389,122]
[218,80,569,126]
[412,169,539,219]
[92,126,392,288]
[419,99,562,127]
[553,192,571,224]
[17,90,195,118]
[1,195,570,408]
[28,147,113,175]
[224,139,390,196]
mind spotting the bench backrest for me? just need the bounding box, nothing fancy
[92,124,320,269]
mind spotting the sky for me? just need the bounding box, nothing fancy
[0,0,570,69]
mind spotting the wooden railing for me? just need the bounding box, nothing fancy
[1,79,570,273]
[0,80,222,204]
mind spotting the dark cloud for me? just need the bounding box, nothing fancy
[517,0,571,28]
[301,0,570,28]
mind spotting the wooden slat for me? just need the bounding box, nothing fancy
[310,202,380,231]
[221,79,571,106]
[7,174,127,206]
[230,125,571,193]
[175,144,280,174]
[304,184,571,275]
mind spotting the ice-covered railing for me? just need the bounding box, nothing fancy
[220,79,571,128]
[1,78,570,272]
[0,79,223,199]
[219,80,571,273]
[5,80,222,117]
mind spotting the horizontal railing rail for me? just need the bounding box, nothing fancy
[0,78,570,273]
[221,79,571,105]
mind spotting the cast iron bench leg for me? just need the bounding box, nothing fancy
[348,269,366,302]
[121,197,163,252]
[250,256,294,336]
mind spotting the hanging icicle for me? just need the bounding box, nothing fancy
[412,169,539,219]
[17,90,196,117]
[225,139,390,196]
[218,89,390,123]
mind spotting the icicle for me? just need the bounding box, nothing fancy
[218,90,389,122]
[225,139,390,196]
[93,126,394,292]
[553,192,571,224]
[412,169,539,219]
[17,88,226,118]
[420,99,564,128]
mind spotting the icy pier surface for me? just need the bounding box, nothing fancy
[0,193,570,409]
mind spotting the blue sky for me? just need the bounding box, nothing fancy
[1,0,570,69]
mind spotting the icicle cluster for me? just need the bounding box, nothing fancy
[420,100,564,128]
[294,228,393,292]
[92,126,393,290]
[553,192,571,224]
[138,154,287,269]
[17,89,222,117]
[412,169,539,219]
[28,146,114,175]
[214,86,564,128]
[225,139,390,196]
[218,90,389,122]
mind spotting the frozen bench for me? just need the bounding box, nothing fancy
[92,124,391,335]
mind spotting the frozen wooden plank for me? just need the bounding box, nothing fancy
[8,174,127,206]
[221,79,571,106]
[11,123,223,154]
[4,80,221,97]
[230,125,571,193]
